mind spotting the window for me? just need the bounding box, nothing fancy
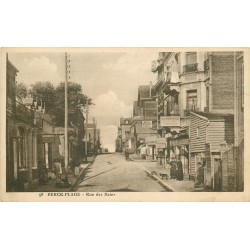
[183,52,198,73]
[196,126,200,138]
[187,90,197,111]
[186,52,197,65]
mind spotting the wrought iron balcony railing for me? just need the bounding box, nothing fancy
[183,63,198,73]
[184,106,199,116]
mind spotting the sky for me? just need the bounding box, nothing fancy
[8,51,158,152]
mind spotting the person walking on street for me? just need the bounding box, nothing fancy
[170,157,177,179]
[195,162,205,186]
[176,156,184,181]
[125,149,129,161]
[54,159,62,180]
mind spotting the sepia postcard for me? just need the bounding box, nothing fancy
[0,47,249,202]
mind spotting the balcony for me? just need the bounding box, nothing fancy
[184,106,199,116]
[204,59,209,71]
[183,63,198,73]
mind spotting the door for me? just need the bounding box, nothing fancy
[214,158,222,191]
[48,143,53,169]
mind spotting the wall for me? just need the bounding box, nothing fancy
[121,124,131,141]
[211,52,234,113]
[207,120,225,152]
[179,82,205,116]
[143,100,157,119]
[190,113,207,153]
[235,54,244,146]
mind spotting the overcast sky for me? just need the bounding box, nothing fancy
[8,51,158,152]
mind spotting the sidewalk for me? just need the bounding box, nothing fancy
[26,156,95,192]
[27,162,90,192]
[131,157,205,192]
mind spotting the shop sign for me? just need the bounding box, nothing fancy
[160,116,180,127]
[42,135,55,143]
[145,136,157,143]
[157,143,166,149]
[142,121,152,128]
[170,138,189,146]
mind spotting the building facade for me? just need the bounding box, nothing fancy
[6,59,39,191]
[149,51,244,189]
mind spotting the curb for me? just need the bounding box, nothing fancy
[68,155,97,191]
[143,168,175,192]
[129,156,175,191]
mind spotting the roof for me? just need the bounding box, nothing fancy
[138,85,151,99]
[135,124,157,134]
[191,111,234,121]
[7,60,19,73]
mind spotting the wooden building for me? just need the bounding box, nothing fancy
[189,111,234,190]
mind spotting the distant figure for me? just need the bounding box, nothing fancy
[74,162,80,177]
[159,158,163,168]
[170,157,177,179]
[54,159,62,180]
[196,162,205,185]
[176,157,183,181]
[125,149,129,161]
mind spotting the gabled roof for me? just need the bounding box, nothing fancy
[191,111,234,121]
[7,60,19,73]
[135,124,157,134]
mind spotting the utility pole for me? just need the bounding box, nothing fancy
[65,52,69,172]
[85,98,89,162]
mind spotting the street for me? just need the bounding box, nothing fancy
[76,153,167,192]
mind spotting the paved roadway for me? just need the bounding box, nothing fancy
[76,153,167,192]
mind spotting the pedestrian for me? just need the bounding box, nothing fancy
[195,162,205,186]
[176,156,183,181]
[54,159,62,180]
[74,161,80,177]
[170,157,177,179]
[125,149,129,161]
